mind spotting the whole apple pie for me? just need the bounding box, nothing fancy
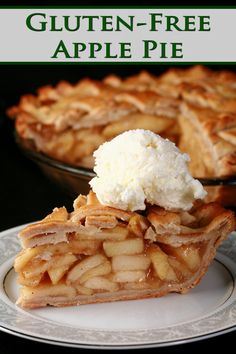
[8,66,236,178]
[14,191,235,308]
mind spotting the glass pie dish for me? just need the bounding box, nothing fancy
[15,132,236,208]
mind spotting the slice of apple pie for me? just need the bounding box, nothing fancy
[14,191,235,308]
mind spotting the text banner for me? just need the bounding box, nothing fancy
[0,8,235,62]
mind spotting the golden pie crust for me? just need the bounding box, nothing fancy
[14,191,235,308]
[8,66,236,176]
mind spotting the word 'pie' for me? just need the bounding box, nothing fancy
[14,191,235,308]
[8,66,236,179]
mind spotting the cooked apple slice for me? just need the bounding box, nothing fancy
[14,248,41,272]
[36,239,101,256]
[173,245,201,271]
[22,253,76,281]
[79,261,111,284]
[67,254,107,284]
[84,276,119,292]
[165,266,178,281]
[112,255,150,272]
[147,244,177,281]
[112,270,146,283]
[168,258,191,279]
[69,239,101,255]
[147,245,168,279]
[103,238,144,257]
[48,266,69,285]
[49,254,77,269]
[23,261,48,279]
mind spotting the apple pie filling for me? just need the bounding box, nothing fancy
[15,232,204,294]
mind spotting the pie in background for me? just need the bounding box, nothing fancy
[14,191,235,308]
[8,66,236,177]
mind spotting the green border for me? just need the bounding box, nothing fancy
[0,6,236,9]
[0,6,235,64]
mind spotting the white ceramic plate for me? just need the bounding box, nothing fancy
[0,225,236,349]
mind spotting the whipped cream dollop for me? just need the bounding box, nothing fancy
[89,129,206,211]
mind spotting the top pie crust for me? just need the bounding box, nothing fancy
[8,66,236,177]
